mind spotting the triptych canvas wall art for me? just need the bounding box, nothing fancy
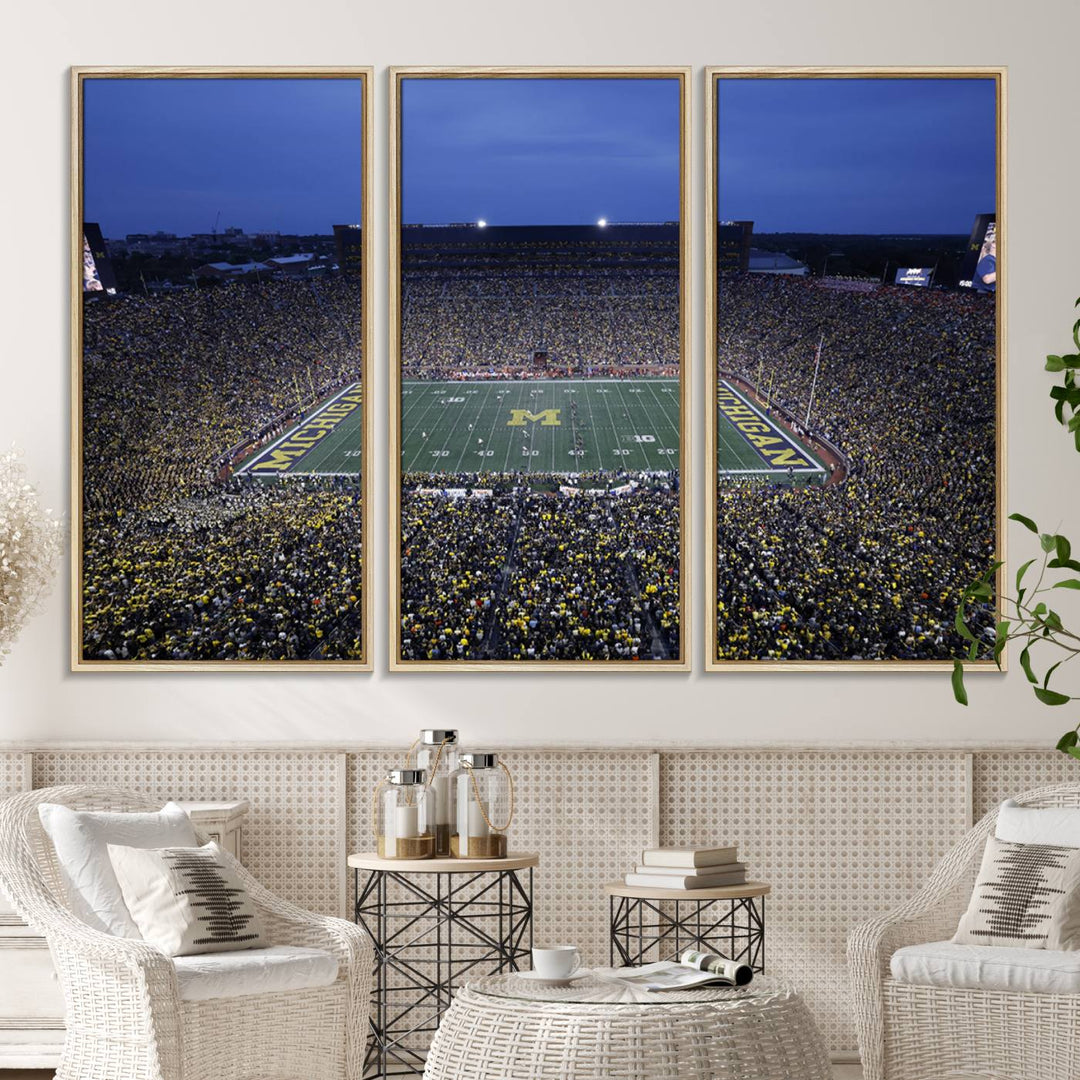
[71,66,1003,674]
[705,69,1004,670]
[73,69,373,669]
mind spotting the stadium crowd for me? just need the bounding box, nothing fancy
[400,479,679,662]
[81,279,365,662]
[715,274,997,661]
[402,262,678,376]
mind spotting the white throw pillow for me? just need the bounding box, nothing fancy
[38,801,197,937]
[953,834,1080,950]
[996,798,1080,848]
[108,841,266,957]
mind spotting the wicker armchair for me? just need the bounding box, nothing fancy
[0,785,373,1080]
[849,783,1080,1080]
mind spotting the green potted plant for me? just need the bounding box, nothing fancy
[953,298,1080,757]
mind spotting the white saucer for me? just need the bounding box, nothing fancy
[514,969,590,986]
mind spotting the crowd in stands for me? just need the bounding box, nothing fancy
[399,479,679,662]
[402,261,678,376]
[81,279,365,662]
[715,274,997,661]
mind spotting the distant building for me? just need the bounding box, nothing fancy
[333,224,364,276]
[266,253,321,277]
[717,221,753,273]
[748,249,809,277]
[194,261,271,281]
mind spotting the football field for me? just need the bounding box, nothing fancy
[401,378,680,474]
[717,379,827,483]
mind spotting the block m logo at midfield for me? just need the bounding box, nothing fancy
[506,408,561,427]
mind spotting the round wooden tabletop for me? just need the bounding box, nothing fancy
[348,851,540,873]
[604,880,770,901]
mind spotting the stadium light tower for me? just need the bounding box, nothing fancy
[597,217,608,228]
[477,219,487,229]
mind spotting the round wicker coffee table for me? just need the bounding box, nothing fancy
[423,972,830,1079]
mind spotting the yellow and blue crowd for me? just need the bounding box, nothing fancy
[715,274,996,661]
[81,278,364,661]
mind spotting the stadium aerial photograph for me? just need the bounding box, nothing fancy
[394,71,688,667]
[76,72,371,666]
[709,73,1001,665]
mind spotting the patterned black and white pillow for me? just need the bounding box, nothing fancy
[953,835,1080,950]
[108,841,266,956]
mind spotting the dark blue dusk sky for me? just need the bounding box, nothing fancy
[718,78,997,234]
[83,78,363,236]
[401,78,681,226]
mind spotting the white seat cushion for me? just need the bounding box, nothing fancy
[892,940,1080,995]
[173,945,339,1002]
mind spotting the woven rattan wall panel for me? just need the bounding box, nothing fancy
[32,751,342,916]
[497,751,654,968]
[972,751,1080,819]
[0,754,27,795]
[659,751,968,1053]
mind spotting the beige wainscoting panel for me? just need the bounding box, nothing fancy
[971,750,1080,819]
[347,750,655,971]
[659,750,969,1053]
[32,751,342,916]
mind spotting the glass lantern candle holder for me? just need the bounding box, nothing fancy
[376,769,436,859]
[415,729,461,857]
[452,752,514,859]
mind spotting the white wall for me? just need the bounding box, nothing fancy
[1,0,1078,747]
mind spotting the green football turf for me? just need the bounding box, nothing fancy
[400,378,680,474]
[716,379,827,483]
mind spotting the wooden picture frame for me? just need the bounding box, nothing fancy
[72,67,374,670]
[390,67,691,671]
[704,67,1006,671]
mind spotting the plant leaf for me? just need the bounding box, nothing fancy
[1009,513,1039,534]
[1053,579,1080,590]
[1020,646,1038,684]
[1015,558,1036,593]
[951,660,968,706]
[1034,687,1072,706]
[1057,731,1079,752]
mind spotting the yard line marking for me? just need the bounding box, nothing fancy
[403,385,452,472]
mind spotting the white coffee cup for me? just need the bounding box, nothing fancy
[532,945,581,979]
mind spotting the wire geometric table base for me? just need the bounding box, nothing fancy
[606,881,769,972]
[350,853,537,1078]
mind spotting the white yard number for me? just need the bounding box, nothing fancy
[442,397,465,403]
[611,449,630,456]
[568,450,585,457]
[657,448,676,455]
[430,450,450,457]
[475,450,494,457]
[632,435,656,443]
[521,450,539,457]
[627,388,642,394]
[344,450,362,458]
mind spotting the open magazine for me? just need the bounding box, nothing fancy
[595,949,753,992]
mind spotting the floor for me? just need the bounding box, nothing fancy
[2,1069,872,1079]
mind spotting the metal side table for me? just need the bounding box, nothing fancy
[605,880,770,971]
[350,851,538,1078]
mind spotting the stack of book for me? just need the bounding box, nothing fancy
[624,845,747,890]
